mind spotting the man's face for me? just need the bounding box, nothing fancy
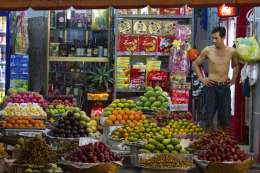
[212,32,224,48]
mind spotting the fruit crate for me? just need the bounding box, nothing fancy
[194,155,254,173]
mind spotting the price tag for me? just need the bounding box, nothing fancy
[79,137,98,146]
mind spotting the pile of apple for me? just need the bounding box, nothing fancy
[65,142,121,163]
[5,92,48,108]
[194,131,247,162]
[155,110,192,126]
[46,104,81,122]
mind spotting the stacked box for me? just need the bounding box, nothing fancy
[10,54,29,89]
[116,57,130,89]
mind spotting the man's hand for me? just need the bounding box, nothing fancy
[200,78,215,86]
[228,78,236,85]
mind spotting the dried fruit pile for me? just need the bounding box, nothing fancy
[15,136,57,165]
[65,142,121,163]
[139,154,193,169]
[193,131,247,162]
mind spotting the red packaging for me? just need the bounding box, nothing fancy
[117,35,139,55]
[130,68,146,90]
[160,8,181,15]
[147,70,168,90]
[139,35,158,55]
[171,89,189,104]
[158,36,175,55]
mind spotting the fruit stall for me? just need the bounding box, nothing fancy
[0,85,254,173]
[0,6,255,173]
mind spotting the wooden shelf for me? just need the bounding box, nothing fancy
[48,56,109,62]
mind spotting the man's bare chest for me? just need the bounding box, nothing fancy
[207,50,232,65]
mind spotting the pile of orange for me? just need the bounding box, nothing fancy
[1,116,45,129]
[105,109,145,126]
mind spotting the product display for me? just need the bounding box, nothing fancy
[65,142,121,163]
[105,109,145,126]
[191,131,247,162]
[103,99,138,116]
[46,104,80,122]
[15,136,57,165]
[49,111,100,138]
[139,154,193,169]
[4,91,48,108]
[1,116,45,129]
[155,110,192,126]
[0,103,47,117]
[136,86,170,110]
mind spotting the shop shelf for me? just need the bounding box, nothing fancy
[117,52,170,57]
[116,89,145,93]
[48,56,109,62]
[116,14,192,19]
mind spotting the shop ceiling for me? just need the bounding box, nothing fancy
[0,0,259,10]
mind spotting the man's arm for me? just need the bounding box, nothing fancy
[230,50,240,85]
[192,47,214,86]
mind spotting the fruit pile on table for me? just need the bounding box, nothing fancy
[0,87,252,173]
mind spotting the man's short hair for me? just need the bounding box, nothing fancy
[211,26,226,38]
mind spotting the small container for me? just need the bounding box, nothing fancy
[98,46,104,57]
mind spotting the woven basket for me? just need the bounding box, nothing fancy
[64,162,120,173]
[196,158,253,173]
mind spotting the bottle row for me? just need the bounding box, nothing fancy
[49,39,108,57]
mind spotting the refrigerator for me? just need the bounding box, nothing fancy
[0,11,10,103]
[9,11,29,91]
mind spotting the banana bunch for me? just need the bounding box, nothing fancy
[0,103,47,117]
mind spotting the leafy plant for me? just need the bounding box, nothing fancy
[86,64,114,92]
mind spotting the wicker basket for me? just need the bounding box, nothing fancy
[196,157,253,173]
[63,162,120,173]
[205,158,253,173]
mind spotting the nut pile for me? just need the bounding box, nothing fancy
[139,154,193,169]
[15,136,57,165]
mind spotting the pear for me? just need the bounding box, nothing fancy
[86,128,93,133]
[91,126,97,132]
[74,112,81,120]
[80,121,88,128]
[90,120,97,126]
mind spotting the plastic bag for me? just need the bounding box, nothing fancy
[236,37,260,62]
[240,63,259,86]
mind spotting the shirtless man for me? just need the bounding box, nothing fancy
[192,26,239,130]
